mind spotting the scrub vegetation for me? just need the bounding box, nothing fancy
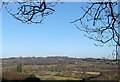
[1,56,119,80]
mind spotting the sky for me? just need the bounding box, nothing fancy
[1,2,115,58]
[0,2,2,58]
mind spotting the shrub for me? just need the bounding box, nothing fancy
[28,73,36,78]
[16,64,23,73]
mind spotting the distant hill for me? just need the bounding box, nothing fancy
[2,56,117,67]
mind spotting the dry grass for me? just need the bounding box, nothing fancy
[2,71,28,80]
[86,72,100,75]
[38,75,79,80]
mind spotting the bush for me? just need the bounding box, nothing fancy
[16,64,23,73]
[28,73,36,78]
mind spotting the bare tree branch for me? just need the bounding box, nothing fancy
[71,1,120,60]
[3,1,60,24]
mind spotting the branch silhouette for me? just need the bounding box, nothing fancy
[3,0,59,24]
[71,2,120,60]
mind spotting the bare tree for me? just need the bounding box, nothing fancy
[71,1,120,60]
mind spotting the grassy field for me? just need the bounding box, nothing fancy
[37,75,80,80]
[1,57,119,80]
